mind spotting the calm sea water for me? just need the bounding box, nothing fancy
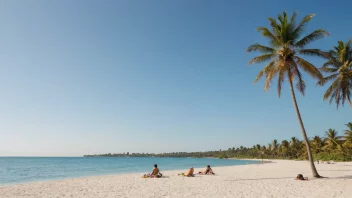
[0,157,258,185]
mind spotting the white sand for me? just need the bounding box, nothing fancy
[1,160,352,198]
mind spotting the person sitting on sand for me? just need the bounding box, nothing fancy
[296,174,308,180]
[198,165,215,175]
[150,164,162,178]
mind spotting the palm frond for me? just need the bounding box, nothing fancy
[295,70,306,95]
[320,67,338,73]
[348,61,352,68]
[248,54,275,65]
[290,61,306,95]
[317,73,338,86]
[346,39,352,49]
[277,11,287,25]
[277,67,286,97]
[323,77,340,101]
[321,60,339,70]
[246,44,275,53]
[335,80,342,108]
[254,61,275,84]
[341,84,351,107]
[298,49,329,58]
[294,56,323,80]
[290,12,298,26]
[257,27,281,47]
[264,64,280,91]
[345,123,352,132]
[293,14,316,36]
[295,29,329,48]
[268,17,281,37]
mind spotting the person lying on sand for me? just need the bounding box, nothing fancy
[179,167,194,177]
[143,164,162,178]
[198,165,215,175]
[296,174,308,181]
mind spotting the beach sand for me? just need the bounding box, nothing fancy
[1,160,352,198]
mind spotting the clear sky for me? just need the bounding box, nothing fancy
[0,0,350,156]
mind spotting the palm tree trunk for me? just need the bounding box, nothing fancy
[289,77,321,178]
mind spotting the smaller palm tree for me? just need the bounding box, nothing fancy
[343,122,352,148]
[272,139,279,154]
[324,129,339,151]
[318,40,352,108]
[311,136,325,154]
[290,137,298,154]
[255,144,261,150]
[280,140,290,157]
[267,144,272,156]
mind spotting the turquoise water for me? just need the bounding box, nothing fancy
[0,157,258,185]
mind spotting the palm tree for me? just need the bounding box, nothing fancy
[280,140,290,157]
[271,139,279,154]
[267,144,272,156]
[247,11,328,177]
[311,136,324,154]
[290,137,298,144]
[255,144,261,151]
[324,129,339,151]
[318,40,352,108]
[343,122,352,148]
[290,137,299,157]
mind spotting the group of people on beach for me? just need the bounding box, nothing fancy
[144,164,308,181]
[143,164,215,178]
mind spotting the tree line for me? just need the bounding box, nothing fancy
[85,122,352,161]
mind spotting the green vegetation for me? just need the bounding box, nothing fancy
[85,123,352,161]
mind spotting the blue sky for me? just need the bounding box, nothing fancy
[0,0,350,156]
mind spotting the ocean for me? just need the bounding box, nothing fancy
[0,157,259,185]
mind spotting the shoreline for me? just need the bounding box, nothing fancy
[0,158,261,187]
[1,160,351,197]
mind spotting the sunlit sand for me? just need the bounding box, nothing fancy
[1,160,351,198]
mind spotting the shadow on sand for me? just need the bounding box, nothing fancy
[323,175,352,180]
[319,169,351,172]
[223,177,292,181]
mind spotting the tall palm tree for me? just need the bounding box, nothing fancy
[324,128,339,151]
[318,40,352,108]
[247,12,328,177]
[343,122,352,148]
